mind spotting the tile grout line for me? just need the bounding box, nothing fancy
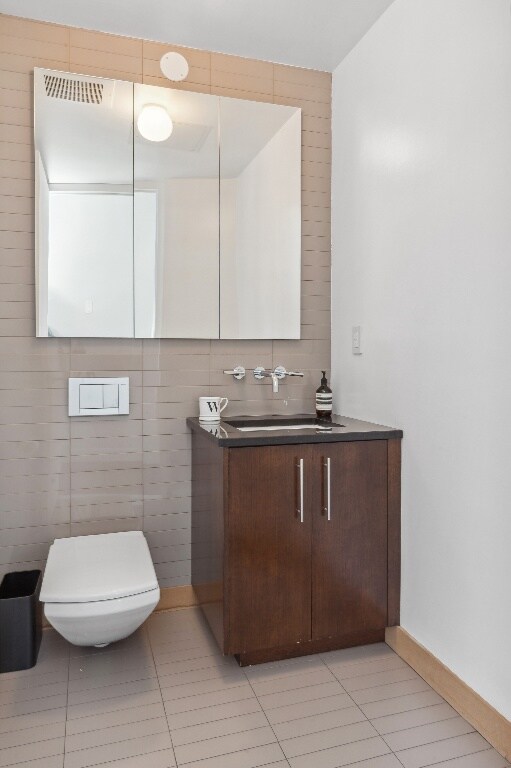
[370,705,461,737]
[145,623,179,767]
[323,652,448,767]
[392,734,495,758]
[378,717,476,751]
[240,663,292,768]
[316,654,392,755]
[62,640,71,768]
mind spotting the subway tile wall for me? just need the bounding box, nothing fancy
[0,14,331,589]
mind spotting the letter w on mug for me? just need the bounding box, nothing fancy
[199,396,228,423]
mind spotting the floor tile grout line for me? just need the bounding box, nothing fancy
[159,680,251,702]
[171,723,276,751]
[61,722,171,756]
[327,663,413,684]
[146,623,179,768]
[393,732,494,757]
[244,652,380,749]
[242,658,327,680]
[435,747,508,768]
[328,654,412,672]
[378,716,475,749]
[66,680,162,709]
[156,663,241,681]
[329,672,422,693]
[393,744,499,768]
[158,671,359,706]
[269,711,378,746]
[250,674,341,699]
[349,684,436,708]
[369,706,462,737]
[241,665,292,768]
[256,693,364,725]
[244,655,345,700]
[393,746,406,768]
[66,661,159,691]
[64,706,168,740]
[63,640,71,768]
[66,688,163,723]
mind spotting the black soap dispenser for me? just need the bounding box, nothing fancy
[316,371,332,421]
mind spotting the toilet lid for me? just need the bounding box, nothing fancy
[40,531,159,603]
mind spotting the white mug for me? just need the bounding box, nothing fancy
[199,396,228,423]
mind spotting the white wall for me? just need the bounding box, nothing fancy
[332,0,511,718]
[134,190,157,338]
[157,178,219,339]
[220,111,302,339]
[47,192,134,337]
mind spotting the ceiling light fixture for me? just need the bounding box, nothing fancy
[160,51,189,82]
[137,104,173,142]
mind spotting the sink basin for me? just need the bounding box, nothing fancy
[225,417,344,432]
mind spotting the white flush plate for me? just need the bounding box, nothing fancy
[68,377,129,416]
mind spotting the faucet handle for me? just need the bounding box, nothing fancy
[223,366,246,380]
[253,366,268,380]
[274,366,304,378]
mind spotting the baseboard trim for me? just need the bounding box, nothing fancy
[155,585,198,612]
[386,626,511,761]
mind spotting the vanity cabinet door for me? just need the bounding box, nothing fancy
[226,445,313,654]
[311,440,388,640]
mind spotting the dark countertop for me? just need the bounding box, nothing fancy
[186,414,403,447]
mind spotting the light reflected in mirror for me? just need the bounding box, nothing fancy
[134,85,219,338]
[34,69,134,337]
[219,99,301,339]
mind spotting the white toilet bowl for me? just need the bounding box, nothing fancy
[40,531,160,647]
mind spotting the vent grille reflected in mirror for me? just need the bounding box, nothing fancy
[44,74,103,105]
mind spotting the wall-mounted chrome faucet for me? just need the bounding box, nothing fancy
[223,365,304,393]
[254,366,304,393]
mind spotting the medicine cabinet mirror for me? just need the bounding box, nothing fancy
[35,68,301,339]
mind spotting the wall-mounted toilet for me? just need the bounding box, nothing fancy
[40,531,160,647]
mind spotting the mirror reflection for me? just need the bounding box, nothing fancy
[34,69,134,337]
[220,98,301,339]
[134,85,220,338]
[35,70,302,340]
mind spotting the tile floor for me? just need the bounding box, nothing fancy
[0,607,508,768]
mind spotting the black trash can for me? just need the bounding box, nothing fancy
[0,570,42,673]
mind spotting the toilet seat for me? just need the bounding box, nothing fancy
[40,531,158,603]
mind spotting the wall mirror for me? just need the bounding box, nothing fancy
[35,68,301,339]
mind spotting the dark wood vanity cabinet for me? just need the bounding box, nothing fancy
[191,427,401,665]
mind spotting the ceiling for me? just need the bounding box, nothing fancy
[0,0,395,72]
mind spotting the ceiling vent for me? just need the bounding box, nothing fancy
[44,73,104,105]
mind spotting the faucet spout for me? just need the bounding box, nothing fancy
[271,373,279,394]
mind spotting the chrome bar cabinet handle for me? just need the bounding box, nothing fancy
[296,458,304,523]
[323,457,331,521]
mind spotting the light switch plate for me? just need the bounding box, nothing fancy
[69,377,129,416]
[352,325,362,355]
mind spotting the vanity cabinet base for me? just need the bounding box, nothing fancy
[235,628,385,667]
[190,422,402,666]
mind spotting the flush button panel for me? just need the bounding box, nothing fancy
[68,377,129,416]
